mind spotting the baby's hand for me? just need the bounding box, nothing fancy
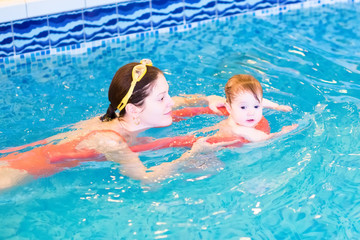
[280,124,298,134]
[205,95,226,114]
[276,105,293,112]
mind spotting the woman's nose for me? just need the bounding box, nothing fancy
[168,95,175,107]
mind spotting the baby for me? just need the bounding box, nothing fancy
[204,74,298,143]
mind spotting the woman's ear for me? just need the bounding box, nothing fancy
[125,103,141,117]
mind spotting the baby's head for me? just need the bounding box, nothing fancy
[225,74,263,104]
[225,74,264,127]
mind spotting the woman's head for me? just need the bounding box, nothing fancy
[225,74,264,127]
[101,60,174,128]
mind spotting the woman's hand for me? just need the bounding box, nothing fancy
[180,137,235,170]
[189,137,223,154]
[186,136,240,156]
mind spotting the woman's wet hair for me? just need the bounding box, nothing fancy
[225,74,263,104]
[101,62,163,121]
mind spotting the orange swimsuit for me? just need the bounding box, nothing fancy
[1,130,122,177]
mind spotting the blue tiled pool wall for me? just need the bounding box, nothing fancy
[0,0,350,63]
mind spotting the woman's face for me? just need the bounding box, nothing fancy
[138,73,174,128]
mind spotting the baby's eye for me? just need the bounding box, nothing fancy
[241,106,246,109]
[254,105,259,109]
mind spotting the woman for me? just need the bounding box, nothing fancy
[0,59,226,190]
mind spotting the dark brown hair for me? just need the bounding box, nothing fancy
[225,74,263,104]
[101,62,163,121]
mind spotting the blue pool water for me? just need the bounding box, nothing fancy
[1,2,360,239]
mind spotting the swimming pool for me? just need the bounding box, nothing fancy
[1,1,360,239]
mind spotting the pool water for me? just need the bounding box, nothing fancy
[1,2,360,239]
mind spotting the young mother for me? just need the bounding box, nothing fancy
[0,59,226,190]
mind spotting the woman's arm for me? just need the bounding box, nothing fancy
[262,98,293,112]
[172,94,226,114]
[83,131,192,183]
[110,148,192,183]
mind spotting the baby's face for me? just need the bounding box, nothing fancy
[227,91,263,128]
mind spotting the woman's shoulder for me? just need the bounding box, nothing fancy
[49,116,121,144]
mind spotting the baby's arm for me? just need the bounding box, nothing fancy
[232,126,271,142]
[269,124,299,138]
[232,124,299,142]
[262,98,292,112]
